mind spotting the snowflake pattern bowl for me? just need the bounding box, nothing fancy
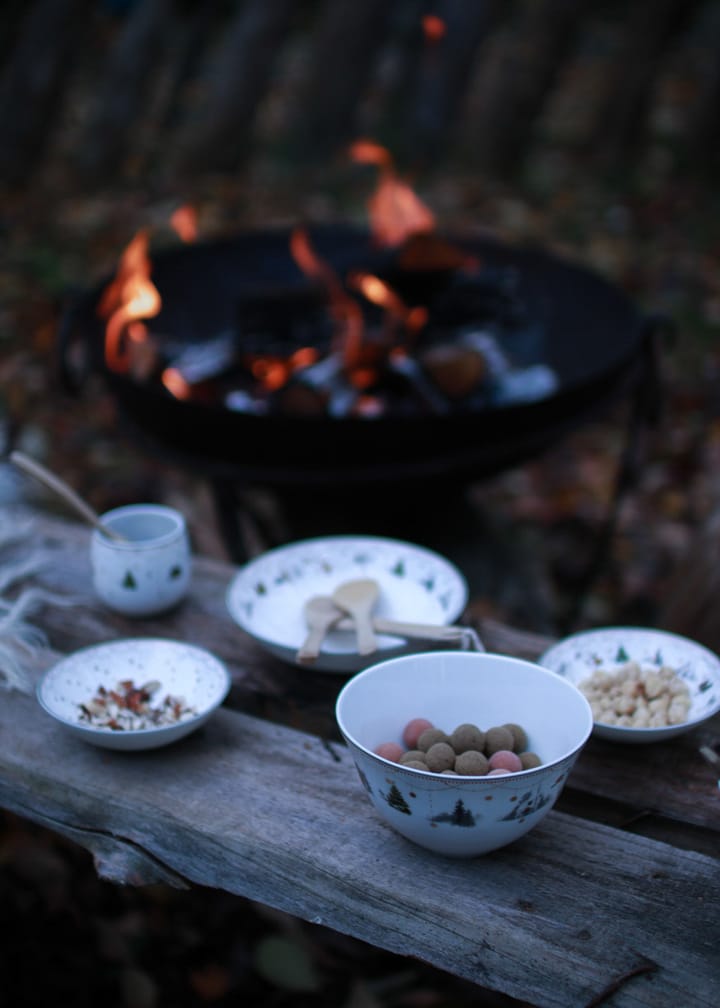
[37,638,231,751]
[539,626,720,743]
[335,650,593,857]
[226,535,468,673]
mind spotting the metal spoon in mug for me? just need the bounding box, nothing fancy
[331,578,380,656]
[9,450,127,541]
[297,595,345,664]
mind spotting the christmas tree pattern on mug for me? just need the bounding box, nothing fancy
[121,563,185,592]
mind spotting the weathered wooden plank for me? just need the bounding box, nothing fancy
[0,687,717,1008]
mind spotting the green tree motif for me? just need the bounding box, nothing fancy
[384,783,411,815]
[122,571,137,589]
[451,799,475,826]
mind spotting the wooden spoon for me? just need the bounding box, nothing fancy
[332,578,380,656]
[9,450,127,541]
[296,595,344,664]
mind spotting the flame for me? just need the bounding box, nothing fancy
[98,230,161,373]
[350,139,435,247]
[348,139,394,168]
[170,204,198,243]
[290,228,364,367]
[349,271,428,339]
[289,347,319,369]
[251,357,291,391]
[161,367,192,399]
[422,14,446,43]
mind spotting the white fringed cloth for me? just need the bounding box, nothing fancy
[0,508,78,694]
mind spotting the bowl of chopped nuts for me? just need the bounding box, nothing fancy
[539,626,720,743]
[37,638,231,750]
[335,650,593,857]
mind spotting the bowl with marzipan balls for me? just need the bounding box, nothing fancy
[335,650,593,857]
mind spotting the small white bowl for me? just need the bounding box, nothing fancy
[37,638,231,750]
[226,535,468,673]
[539,626,720,743]
[335,650,593,857]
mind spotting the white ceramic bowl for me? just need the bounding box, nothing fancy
[226,535,468,673]
[335,650,593,857]
[37,638,231,750]
[539,626,720,743]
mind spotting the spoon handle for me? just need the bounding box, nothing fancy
[343,616,476,645]
[9,451,124,541]
[349,605,378,656]
[297,619,337,663]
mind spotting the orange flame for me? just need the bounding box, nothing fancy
[350,139,435,247]
[161,367,192,399]
[170,204,198,243]
[349,271,428,338]
[98,230,161,373]
[290,228,364,367]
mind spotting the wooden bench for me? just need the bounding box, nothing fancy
[0,506,718,1006]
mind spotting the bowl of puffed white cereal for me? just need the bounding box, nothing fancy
[539,626,720,743]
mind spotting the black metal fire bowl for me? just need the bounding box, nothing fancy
[57,225,655,490]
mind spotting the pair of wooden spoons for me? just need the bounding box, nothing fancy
[297,581,482,664]
[298,579,380,663]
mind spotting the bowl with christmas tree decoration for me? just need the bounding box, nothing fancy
[335,649,593,857]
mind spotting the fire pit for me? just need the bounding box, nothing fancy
[59,223,653,491]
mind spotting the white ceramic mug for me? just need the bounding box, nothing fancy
[91,504,191,617]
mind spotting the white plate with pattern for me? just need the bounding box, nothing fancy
[37,638,231,750]
[226,535,468,673]
[539,626,720,742]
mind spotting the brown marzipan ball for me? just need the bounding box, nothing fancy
[400,750,427,766]
[403,760,430,771]
[503,722,528,753]
[425,741,456,772]
[519,751,542,769]
[417,727,450,752]
[484,725,515,755]
[454,750,489,776]
[450,722,486,754]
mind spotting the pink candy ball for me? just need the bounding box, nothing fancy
[488,768,511,776]
[374,742,404,763]
[488,750,523,773]
[402,718,434,750]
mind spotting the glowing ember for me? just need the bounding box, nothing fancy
[422,14,446,43]
[170,204,198,243]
